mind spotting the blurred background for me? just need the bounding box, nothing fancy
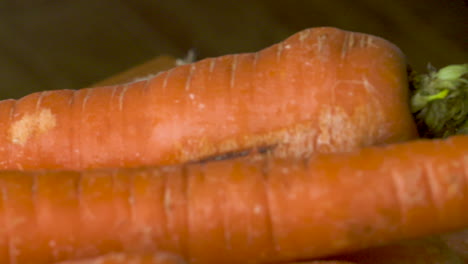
[0,0,466,100]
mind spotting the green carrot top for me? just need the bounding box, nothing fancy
[409,63,468,138]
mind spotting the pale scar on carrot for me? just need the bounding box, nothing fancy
[315,104,384,153]
[184,104,384,163]
[8,108,56,146]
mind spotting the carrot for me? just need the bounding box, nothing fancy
[0,26,418,170]
[0,135,466,264]
[53,252,354,264]
[53,252,186,264]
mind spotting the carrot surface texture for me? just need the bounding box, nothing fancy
[54,253,356,264]
[0,27,417,170]
[54,252,186,264]
[0,135,466,264]
[53,252,354,264]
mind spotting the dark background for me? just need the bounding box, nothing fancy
[0,0,466,100]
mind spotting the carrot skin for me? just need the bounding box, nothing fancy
[52,252,356,264]
[0,99,14,169]
[1,136,465,264]
[0,27,418,170]
[53,252,186,264]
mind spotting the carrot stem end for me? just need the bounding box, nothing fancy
[409,63,468,138]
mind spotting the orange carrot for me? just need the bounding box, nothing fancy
[54,252,186,264]
[0,27,417,170]
[0,135,466,264]
[54,252,355,264]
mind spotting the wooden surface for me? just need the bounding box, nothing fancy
[0,0,466,99]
